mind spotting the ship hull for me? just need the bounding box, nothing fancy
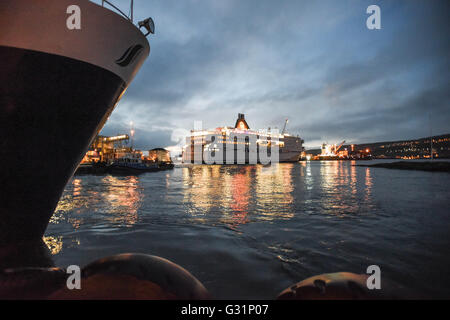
[182,133,303,164]
[0,46,126,243]
[183,149,302,164]
[279,151,301,162]
[0,0,150,245]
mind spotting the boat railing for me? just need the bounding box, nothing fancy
[101,0,134,23]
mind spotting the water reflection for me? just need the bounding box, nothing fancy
[50,163,377,233]
[101,175,142,227]
[320,161,343,215]
[317,161,376,216]
[229,167,251,228]
[182,166,219,215]
[43,235,80,256]
[51,178,89,228]
[254,164,294,220]
[364,167,373,202]
[179,162,376,222]
[182,166,254,227]
[50,175,143,239]
[52,178,87,222]
[42,162,450,298]
[350,160,357,196]
[43,236,63,255]
[182,164,295,229]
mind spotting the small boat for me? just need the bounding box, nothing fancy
[158,162,175,170]
[109,152,159,174]
[75,162,109,175]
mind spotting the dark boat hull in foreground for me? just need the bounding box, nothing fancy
[0,46,125,243]
[0,0,150,245]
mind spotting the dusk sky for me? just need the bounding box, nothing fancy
[95,0,449,152]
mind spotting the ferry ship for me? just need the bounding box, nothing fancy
[0,0,153,244]
[182,114,304,164]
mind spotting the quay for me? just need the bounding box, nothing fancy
[356,161,450,172]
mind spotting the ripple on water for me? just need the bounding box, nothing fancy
[45,162,450,298]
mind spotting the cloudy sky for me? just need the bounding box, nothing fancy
[95,0,449,152]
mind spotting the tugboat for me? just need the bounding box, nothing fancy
[0,0,153,245]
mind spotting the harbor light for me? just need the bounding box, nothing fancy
[130,121,135,137]
[130,121,135,149]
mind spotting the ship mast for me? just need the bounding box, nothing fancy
[130,0,134,23]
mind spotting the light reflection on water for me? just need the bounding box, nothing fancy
[45,161,450,299]
[52,175,143,229]
[43,236,63,255]
[181,165,295,229]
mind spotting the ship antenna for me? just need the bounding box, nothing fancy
[131,0,133,23]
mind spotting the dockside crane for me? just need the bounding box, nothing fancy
[333,140,346,154]
[282,119,289,135]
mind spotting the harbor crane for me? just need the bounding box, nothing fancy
[334,140,346,154]
[321,140,346,157]
[282,119,289,135]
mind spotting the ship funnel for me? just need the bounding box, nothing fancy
[235,113,249,129]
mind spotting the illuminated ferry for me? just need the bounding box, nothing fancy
[182,114,304,164]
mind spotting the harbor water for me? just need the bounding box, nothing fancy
[44,160,450,299]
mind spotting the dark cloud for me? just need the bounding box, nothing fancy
[97,0,450,151]
[295,81,450,145]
